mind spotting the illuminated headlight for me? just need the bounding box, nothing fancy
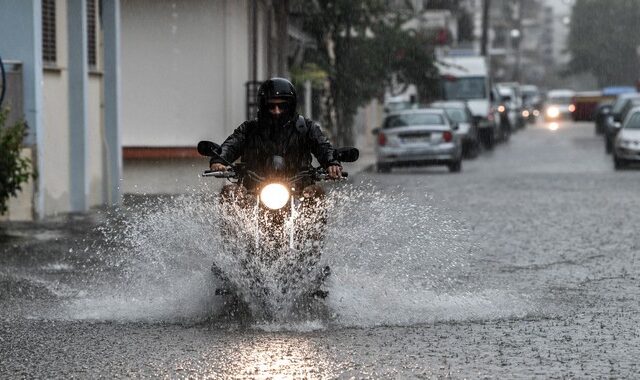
[533,110,540,117]
[498,105,506,113]
[260,183,290,210]
[522,110,530,117]
[546,106,560,118]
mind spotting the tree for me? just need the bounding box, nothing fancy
[292,0,439,146]
[0,108,35,215]
[567,0,640,86]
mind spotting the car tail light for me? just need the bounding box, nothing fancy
[377,132,387,146]
[443,131,453,142]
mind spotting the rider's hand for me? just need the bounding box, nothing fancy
[327,165,343,179]
[210,163,228,172]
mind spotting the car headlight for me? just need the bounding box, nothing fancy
[618,139,635,147]
[546,106,560,118]
[260,183,290,210]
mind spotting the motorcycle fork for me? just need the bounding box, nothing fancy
[253,194,301,251]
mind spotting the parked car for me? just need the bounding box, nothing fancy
[373,108,463,173]
[594,101,613,135]
[604,93,640,153]
[494,85,518,135]
[544,89,575,121]
[496,82,525,129]
[613,106,640,169]
[429,100,480,157]
[595,87,637,134]
[520,84,542,124]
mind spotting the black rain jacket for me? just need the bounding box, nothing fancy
[211,116,340,187]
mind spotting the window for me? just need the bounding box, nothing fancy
[442,77,487,101]
[42,0,56,65]
[384,113,445,129]
[625,112,640,129]
[87,0,97,67]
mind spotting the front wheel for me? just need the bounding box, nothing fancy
[614,155,625,170]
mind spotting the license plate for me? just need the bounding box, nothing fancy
[403,135,430,143]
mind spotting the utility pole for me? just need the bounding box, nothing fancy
[481,0,491,56]
[512,0,522,81]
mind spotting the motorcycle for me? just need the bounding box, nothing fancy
[197,140,359,317]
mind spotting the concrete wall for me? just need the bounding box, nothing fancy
[40,0,105,215]
[1,0,107,218]
[120,0,251,147]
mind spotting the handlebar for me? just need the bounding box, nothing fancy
[201,169,348,181]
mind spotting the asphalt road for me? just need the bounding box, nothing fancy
[1,120,640,378]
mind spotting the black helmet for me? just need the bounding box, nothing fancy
[257,77,297,123]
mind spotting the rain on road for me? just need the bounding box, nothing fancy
[1,121,639,378]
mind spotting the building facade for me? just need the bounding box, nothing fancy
[1,0,289,219]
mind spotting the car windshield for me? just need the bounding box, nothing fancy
[443,108,470,123]
[624,112,640,129]
[548,96,572,105]
[442,77,486,100]
[384,113,445,128]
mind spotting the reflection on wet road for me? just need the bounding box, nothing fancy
[1,122,640,377]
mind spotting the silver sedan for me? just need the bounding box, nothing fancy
[374,108,463,173]
[613,106,640,169]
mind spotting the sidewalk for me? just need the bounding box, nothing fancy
[122,146,376,195]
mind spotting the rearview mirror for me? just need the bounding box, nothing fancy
[452,122,459,130]
[371,127,381,135]
[197,140,221,157]
[336,147,359,162]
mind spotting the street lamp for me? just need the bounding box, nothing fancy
[510,28,521,81]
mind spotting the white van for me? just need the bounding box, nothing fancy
[437,55,502,147]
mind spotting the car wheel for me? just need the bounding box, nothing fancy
[376,163,392,173]
[481,129,494,150]
[448,159,462,173]
[466,141,480,159]
[613,155,625,170]
[502,126,511,142]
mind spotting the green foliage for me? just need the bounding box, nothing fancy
[290,63,329,89]
[568,0,640,86]
[0,108,35,215]
[293,0,439,145]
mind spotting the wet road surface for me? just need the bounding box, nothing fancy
[1,121,640,378]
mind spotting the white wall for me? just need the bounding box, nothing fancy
[121,0,251,147]
[40,0,105,215]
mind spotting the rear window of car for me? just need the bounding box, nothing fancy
[384,113,445,129]
[443,108,470,123]
[625,112,640,129]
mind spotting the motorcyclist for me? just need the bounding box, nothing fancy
[210,77,343,200]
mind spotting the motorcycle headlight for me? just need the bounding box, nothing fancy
[260,183,290,210]
[546,106,560,118]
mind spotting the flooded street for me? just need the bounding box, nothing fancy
[2,121,640,378]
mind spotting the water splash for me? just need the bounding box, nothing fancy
[64,181,530,327]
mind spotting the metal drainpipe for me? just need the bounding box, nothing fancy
[252,0,257,82]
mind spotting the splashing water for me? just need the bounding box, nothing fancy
[65,181,530,327]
